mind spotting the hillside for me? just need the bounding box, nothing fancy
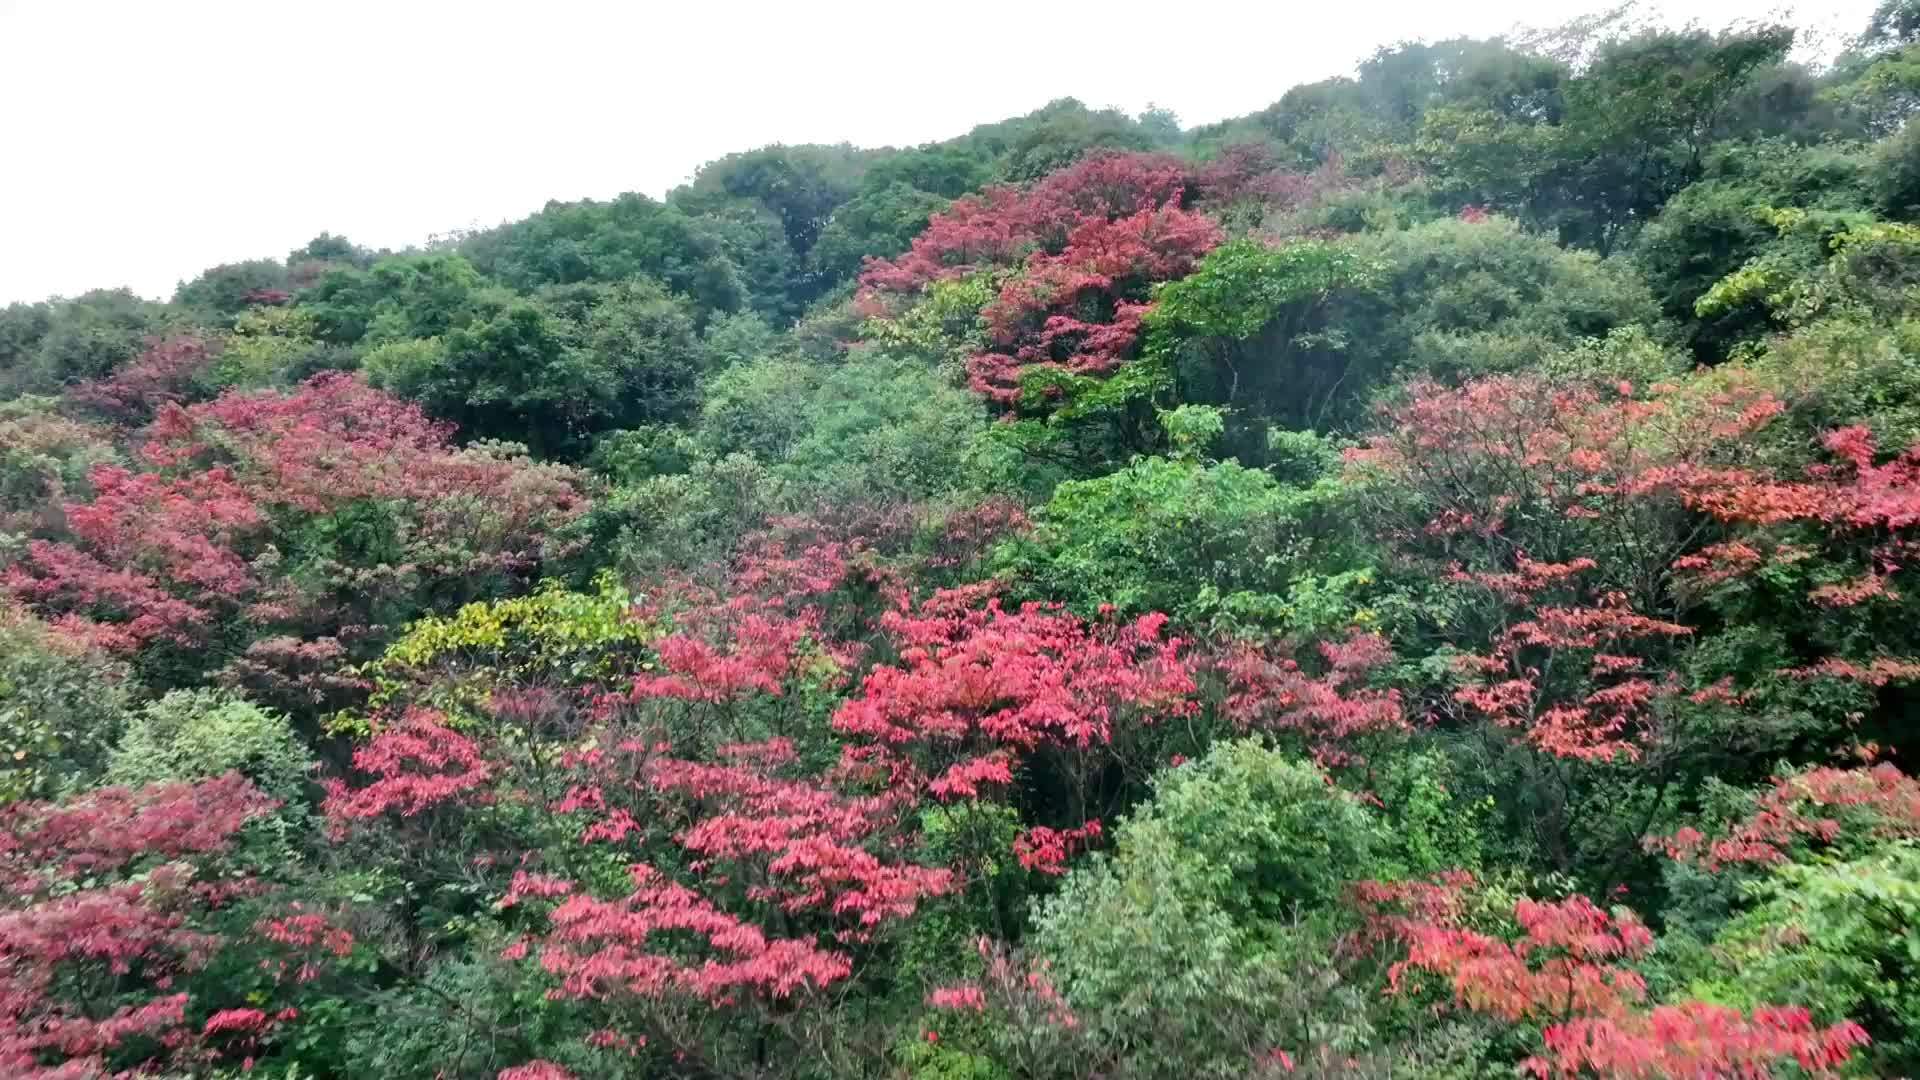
[2,7,1920,1078]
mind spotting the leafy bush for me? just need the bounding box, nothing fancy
[107,688,313,805]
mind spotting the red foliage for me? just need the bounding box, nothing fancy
[968,204,1221,405]
[629,599,828,705]
[217,633,373,715]
[7,373,587,655]
[1012,820,1103,875]
[0,773,278,893]
[67,335,219,425]
[859,151,1194,295]
[0,776,281,1078]
[646,739,955,932]
[1350,378,1799,763]
[144,373,586,556]
[927,937,1079,1033]
[1654,762,1920,868]
[1448,577,1694,764]
[1540,1004,1871,1080]
[1351,375,1784,558]
[857,151,1222,410]
[1680,424,1920,610]
[4,465,266,649]
[1218,630,1406,763]
[322,708,494,830]
[838,589,1194,753]
[501,730,954,1034]
[1358,875,1869,1078]
[255,904,356,984]
[522,863,858,1002]
[829,586,1194,876]
[923,497,1033,572]
[498,1063,577,1080]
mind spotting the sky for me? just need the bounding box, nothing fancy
[0,0,1879,305]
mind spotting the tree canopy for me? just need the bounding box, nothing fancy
[3,9,1919,1078]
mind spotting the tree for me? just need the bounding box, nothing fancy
[1548,25,1796,252]
[0,602,130,802]
[459,193,749,317]
[107,688,314,806]
[991,444,1345,627]
[7,289,170,394]
[1005,742,1388,1079]
[811,182,949,282]
[5,373,588,677]
[1336,215,1658,388]
[1143,236,1377,435]
[301,253,498,347]
[0,773,292,1077]
[1358,875,1871,1078]
[173,259,293,319]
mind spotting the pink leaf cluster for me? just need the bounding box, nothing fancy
[67,335,219,424]
[1012,820,1103,875]
[0,776,279,1077]
[1653,762,1920,868]
[646,740,956,930]
[1218,630,1406,762]
[322,708,493,828]
[859,151,1194,295]
[525,863,857,1002]
[7,372,587,655]
[1358,875,1869,1079]
[967,204,1221,405]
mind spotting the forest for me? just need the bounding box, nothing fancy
[2,5,1920,1077]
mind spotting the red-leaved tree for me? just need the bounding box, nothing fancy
[5,373,587,682]
[0,773,290,1077]
[858,151,1223,410]
[1356,874,1870,1078]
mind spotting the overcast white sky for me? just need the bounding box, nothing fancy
[0,0,1876,305]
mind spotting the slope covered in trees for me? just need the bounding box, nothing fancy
[3,6,1920,1077]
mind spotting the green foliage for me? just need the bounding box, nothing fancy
[107,688,313,804]
[303,253,498,347]
[0,605,130,802]
[860,274,995,368]
[1155,403,1224,460]
[1338,215,1658,384]
[863,145,993,199]
[1729,313,1920,450]
[1549,25,1797,252]
[459,192,750,317]
[580,451,779,577]
[958,98,1170,181]
[1150,238,1376,345]
[811,182,949,282]
[682,143,875,262]
[776,355,1001,506]
[1144,238,1378,444]
[372,575,652,711]
[1872,121,1920,220]
[1028,742,1386,1077]
[1694,209,1920,327]
[1,288,170,394]
[0,397,119,534]
[994,450,1349,628]
[695,355,826,462]
[1699,843,1920,1075]
[1364,750,1489,879]
[365,279,707,457]
[1634,178,1817,359]
[173,260,292,320]
[203,306,349,391]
